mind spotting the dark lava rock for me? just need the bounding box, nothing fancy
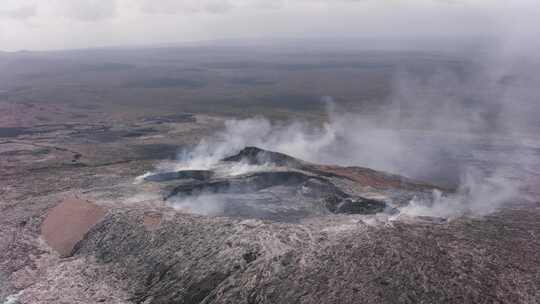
[0,127,35,138]
[332,197,388,215]
[164,169,383,220]
[142,114,196,124]
[144,170,214,182]
[222,146,304,167]
[167,171,317,198]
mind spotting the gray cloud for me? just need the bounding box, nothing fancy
[0,5,36,19]
[59,0,118,21]
[140,0,234,14]
[0,0,537,51]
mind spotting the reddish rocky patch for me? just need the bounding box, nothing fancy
[41,197,107,257]
[143,213,162,231]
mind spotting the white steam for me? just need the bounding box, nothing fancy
[169,194,226,216]
[400,169,519,219]
[140,17,540,220]
[162,109,406,175]
[163,116,339,172]
[150,105,530,219]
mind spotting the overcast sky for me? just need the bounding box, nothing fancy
[0,0,537,51]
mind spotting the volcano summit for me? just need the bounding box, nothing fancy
[26,147,536,303]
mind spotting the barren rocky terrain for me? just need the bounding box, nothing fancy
[1,47,539,304]
[1,109,539,303]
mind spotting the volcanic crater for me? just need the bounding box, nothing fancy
[142,147,445,222]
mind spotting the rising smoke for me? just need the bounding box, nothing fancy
[143,3,540,219]
[400,168,519,219]
[169,194,227,216]
[158,56,538,218]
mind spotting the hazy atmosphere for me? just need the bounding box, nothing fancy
[1,1,540,303]
[1,0,536,51]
